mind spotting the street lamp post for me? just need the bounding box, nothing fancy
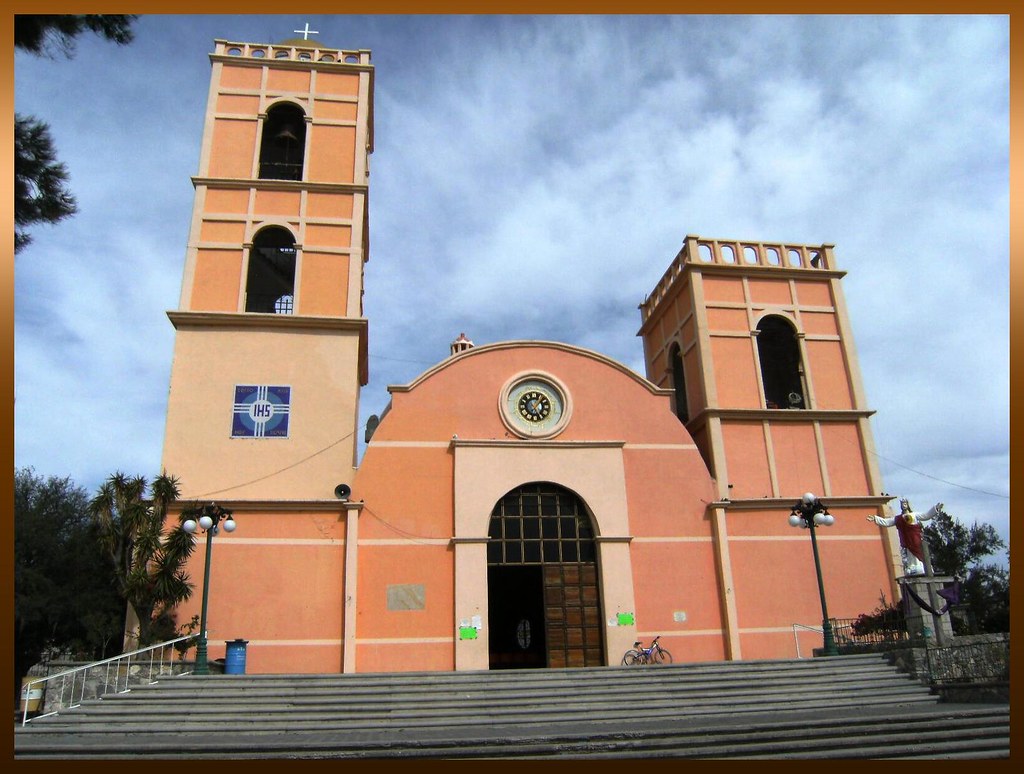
[788,492,839,657]
[183,503,237,675]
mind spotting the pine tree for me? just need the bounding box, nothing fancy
[14,15,138,252]
[14,115,77,253]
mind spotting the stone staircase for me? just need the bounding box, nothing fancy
[14,653,1010,759]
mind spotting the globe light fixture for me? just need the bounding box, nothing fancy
[182,503,237,674]
[788,492,839,657]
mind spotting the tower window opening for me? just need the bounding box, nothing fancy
[246,227,297,314]
[756,315,806,409]
[669,343,689,423]
[259,104,306,181]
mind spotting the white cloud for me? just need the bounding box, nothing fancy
[14,14,1009,559]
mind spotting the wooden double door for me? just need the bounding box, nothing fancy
[486,483,604,669]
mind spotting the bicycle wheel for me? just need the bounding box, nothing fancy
[652,648,673,664]
[621,650,642,666]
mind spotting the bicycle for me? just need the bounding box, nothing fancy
[621,635,673,665]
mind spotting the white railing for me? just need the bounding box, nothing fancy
[20,634,198,726]
[791,623,824,659]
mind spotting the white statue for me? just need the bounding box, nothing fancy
[867,498,943,576]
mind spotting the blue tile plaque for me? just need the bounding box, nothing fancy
[232,385,291,438]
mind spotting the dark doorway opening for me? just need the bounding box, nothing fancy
[486,482,604,669]
[487,565,547,669]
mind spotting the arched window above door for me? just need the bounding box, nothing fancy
[245,227,296,314]
[487,482,596,565]
[756,315,806,409]
[258,103,306,181]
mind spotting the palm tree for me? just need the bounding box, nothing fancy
[88,473,197,647]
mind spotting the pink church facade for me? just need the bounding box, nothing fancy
[162,38,901,674]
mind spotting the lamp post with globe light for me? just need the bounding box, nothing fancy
[182,503,237,674]
[788,492,839,657]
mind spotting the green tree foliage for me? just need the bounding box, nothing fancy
[924,509,1009,633]
[14,115,77,253]
[14,468,125,708]
[88,473,198,646]
[14,15,137,57]
[14,15,138,253]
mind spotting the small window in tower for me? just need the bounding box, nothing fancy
[756,315,806,409]
[258,103,307,181]
[245,227,297,314]
[669,343,689,423]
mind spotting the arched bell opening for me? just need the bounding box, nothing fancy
[756,314,807,409]
[669,342,689,424]
[245,226,296,314]
[258,103,306,181]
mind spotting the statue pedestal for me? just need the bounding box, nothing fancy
[898,574,955,645]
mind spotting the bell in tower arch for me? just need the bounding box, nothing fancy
[273,123,300,148]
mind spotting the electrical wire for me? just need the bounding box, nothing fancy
[193,429,356,499]
[867,445,1009,499]
[359,502,448,544]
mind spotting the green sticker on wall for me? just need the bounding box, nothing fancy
[459,626,478,640]
[617,612,635,626]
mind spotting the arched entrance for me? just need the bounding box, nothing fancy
[486,482,604,669]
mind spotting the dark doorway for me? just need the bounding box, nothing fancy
[486,482,604,669]
[487,565,547,669]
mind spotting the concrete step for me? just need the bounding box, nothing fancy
[15,653,1009,759]
[15,705,1009,759]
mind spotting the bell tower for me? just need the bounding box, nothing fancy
[161,37,373,501]
[638,236,900,659]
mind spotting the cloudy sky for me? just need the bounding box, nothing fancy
[14,15,1010,558]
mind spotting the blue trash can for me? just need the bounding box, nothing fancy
[224,639,249,674]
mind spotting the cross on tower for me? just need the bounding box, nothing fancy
[293,22,319,40]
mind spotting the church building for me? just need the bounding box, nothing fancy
[160,36,903,674]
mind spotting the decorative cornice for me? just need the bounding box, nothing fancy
[210,53,374,76]
[689,263,846,281]
[191,177,369,195]
[708,495,894,511]
[167,310,368,335]
[688,407,875,425]
[389,340,668,397]
[450,439,626,450]
[167,499,361,513]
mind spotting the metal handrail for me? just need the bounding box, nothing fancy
[20,634,198,726]
[791,623,823,658]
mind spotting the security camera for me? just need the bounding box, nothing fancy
[334,483,352,501]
